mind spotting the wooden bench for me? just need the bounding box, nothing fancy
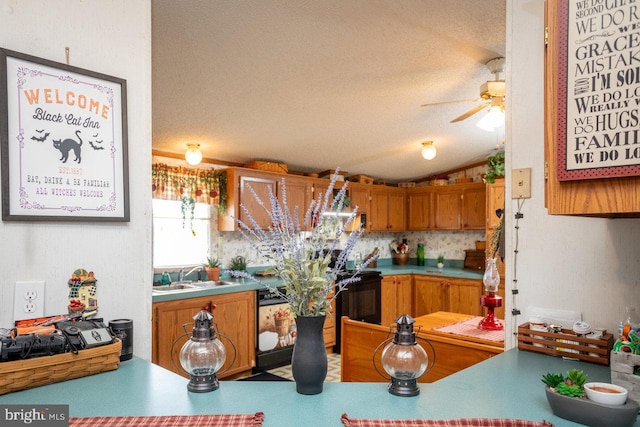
[340,312,504,383]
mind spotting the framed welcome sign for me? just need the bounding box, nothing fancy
[555,0,640,181]
[0,48,129,221]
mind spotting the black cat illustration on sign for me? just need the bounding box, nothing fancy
[53,130,83,164]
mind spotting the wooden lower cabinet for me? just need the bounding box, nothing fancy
[341,312,503,383]
[153,291,256,379]
[381,275,413,326]
[414,276,483,317]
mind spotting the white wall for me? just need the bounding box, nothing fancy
[504,0,640,348]
[0,1,153,359]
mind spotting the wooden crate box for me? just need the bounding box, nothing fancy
[517,323,613,365]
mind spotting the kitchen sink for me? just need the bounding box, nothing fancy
[189,280,237,288]
[152,283,196,292]
[152,280,240,293]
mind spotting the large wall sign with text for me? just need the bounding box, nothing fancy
[0,49,129,221]
[556,0,640,181]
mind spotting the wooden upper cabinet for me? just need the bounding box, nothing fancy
[219,167,279,231]
[407,189,432,231]
[432,188,461,230]
[239,175,277,229]
[370,186,406,231]
[281,175,312,229]
[431,183,486,230]
[545,0,640,217]
[461,185,486,230]
[349,183,370,216]
[387,189,406,231]
[486,178,505,230]
[347,183,370,232]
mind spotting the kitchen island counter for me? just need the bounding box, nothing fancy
[1,348,635,426]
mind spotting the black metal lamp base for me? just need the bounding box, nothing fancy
[187,373,219,393]
[388,377,420,397]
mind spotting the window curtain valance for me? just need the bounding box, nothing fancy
[152,163,227,213]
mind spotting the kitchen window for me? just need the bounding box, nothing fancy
[152,199,212,268]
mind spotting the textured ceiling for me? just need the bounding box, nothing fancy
[152,0,506,182]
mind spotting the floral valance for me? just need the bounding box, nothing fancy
[152,163,227,213]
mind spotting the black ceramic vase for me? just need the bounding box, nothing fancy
[291,315,328,395]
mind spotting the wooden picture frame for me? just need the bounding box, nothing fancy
[0,48,129,221]
[553,0,640,181]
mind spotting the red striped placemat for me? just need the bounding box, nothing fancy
[432,317,504,342]
[341,414,553,427]
[69,413,264,427]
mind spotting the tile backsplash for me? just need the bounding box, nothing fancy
[213,211,484,269]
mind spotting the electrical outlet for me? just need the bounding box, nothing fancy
[512,168,532,199]
[14,281,45,320]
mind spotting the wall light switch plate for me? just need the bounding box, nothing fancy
[512,168,532,199]
[14,281,45,321]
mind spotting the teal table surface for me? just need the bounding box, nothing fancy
[1,349,636,426]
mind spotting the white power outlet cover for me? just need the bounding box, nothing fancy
[14,281,45,321]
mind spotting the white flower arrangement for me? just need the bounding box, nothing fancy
[229,169,377,317]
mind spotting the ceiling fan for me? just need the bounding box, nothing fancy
[421,57,505,128]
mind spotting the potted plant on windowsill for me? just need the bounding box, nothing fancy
[205,257,221,281]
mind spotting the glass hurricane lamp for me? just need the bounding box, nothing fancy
[179,310,226,392]
[380,314,429,397]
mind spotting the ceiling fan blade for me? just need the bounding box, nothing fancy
[450,102,488,123]
[420,98,480,108]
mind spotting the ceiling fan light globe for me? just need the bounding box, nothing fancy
[421,142,437,160]
[476,106,504,132]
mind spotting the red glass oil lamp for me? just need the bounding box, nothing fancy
[479,258,503,330]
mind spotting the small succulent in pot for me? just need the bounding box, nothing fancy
[205,257,221,281]
[228,255,247,272]
[206,257,221,268]
[542,369,588,398]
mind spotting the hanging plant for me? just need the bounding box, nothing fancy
[181,195,196,230]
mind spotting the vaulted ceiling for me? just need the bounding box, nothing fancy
[151,0,506,183]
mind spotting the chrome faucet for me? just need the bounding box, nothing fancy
[179,265,203,282]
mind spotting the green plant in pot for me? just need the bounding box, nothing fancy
[437,254,445,268]
[484,150,505,184]
[542,369,587,397]
[228,255,247,272]
[205,257,221,281]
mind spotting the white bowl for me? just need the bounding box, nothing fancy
[584,382,628,405]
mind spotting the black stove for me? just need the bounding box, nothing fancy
[336,269,381,280]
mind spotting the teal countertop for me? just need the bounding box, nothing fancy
[0,349,635,426]
[152,260,483,303]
